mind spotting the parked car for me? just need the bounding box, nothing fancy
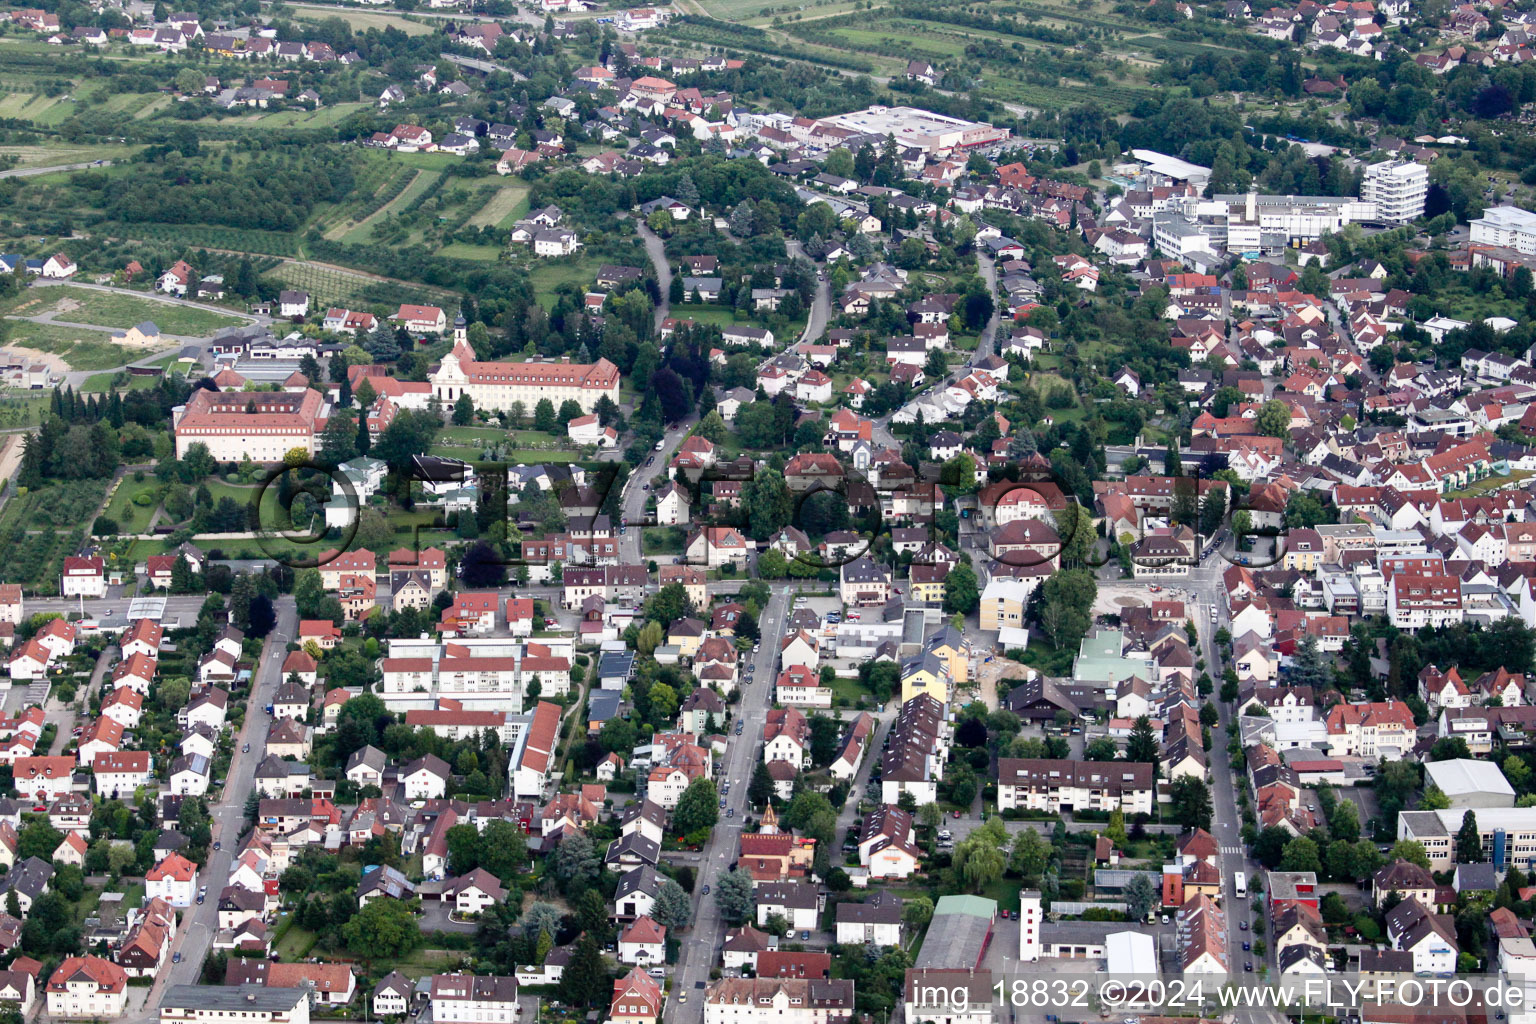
[702,885,710,895]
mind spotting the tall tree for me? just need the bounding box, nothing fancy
[1456,810,1483,862]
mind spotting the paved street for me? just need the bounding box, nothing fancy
[637,221,672,334]
[618,416,697,564]
[128,597,298,1021]
[667,585,793,1024]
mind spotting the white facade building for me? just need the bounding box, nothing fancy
[1362,161,1428,223]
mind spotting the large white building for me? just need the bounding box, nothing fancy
[996,758,1155,815]
[47,957,128,1019]
[430,342,620,414]
[378,636,575,712]
[429,975,520,1024]
[172,388,325,462]
[1422,758,1517,808]
[159,986,310,1024]
[1362,160,1429,223]
[1398,806,1536,870]
[816,106,1010,155]
[1472,206,1536,255]
[1154,192,1376,256]
[1219,192,1378,252]
[705,978,856,1024]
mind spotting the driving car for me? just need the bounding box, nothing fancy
[242,743,250,753]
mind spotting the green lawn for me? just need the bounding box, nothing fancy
[529,258,603,305]
[14,285,244,336]
[1445,470,1533,499]
[440,426,513,444]
[830,675,875,706]
[103,474,165,534]
[643,527,685,554]
[437,243,502,261]
[273,920,318,961]
[83,371,157,392]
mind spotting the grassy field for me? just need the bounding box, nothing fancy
[13,286,245,336]
[80,371,161,393]
[529,257,604,305]
[695,0,838,21]
[436,243,502,261]
[0,142,142,168]
[295,8,436,34]
[0,321,151,371]
[466,184,530,228]
[254,102,371,129]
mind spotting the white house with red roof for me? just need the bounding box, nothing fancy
[430,341,620,414]
[60,556,105,597]
[41,254,76,279]
[146,852,197,907]
[391,303,447,336]
[157,260,196,296]
[440,592,501,635]
[99,687,143,731]
[35,618,75,660]
[77,717,123,766]
[7,639,49,681]
[14,755,76,801]
[389,124,433,151]
[684,526,748,568]
[119,619,161,660]
[93,751,152,797]
[299,620,342,650]
[513,701,562,798]
[568,414,619,448]
[618,916,666,965]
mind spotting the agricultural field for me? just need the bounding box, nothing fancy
[437,243,503,261]
[295,9,437,34]
[253,102,372,129]
[0,89,73,124]
[0,142,142,169]
[8,286,247,336]
[338,169,442,245]
[265,260,457,311]
[695,0,857,24]
[466,184,531,229]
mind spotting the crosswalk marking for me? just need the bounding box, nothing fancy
[1221,845,1244,855]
